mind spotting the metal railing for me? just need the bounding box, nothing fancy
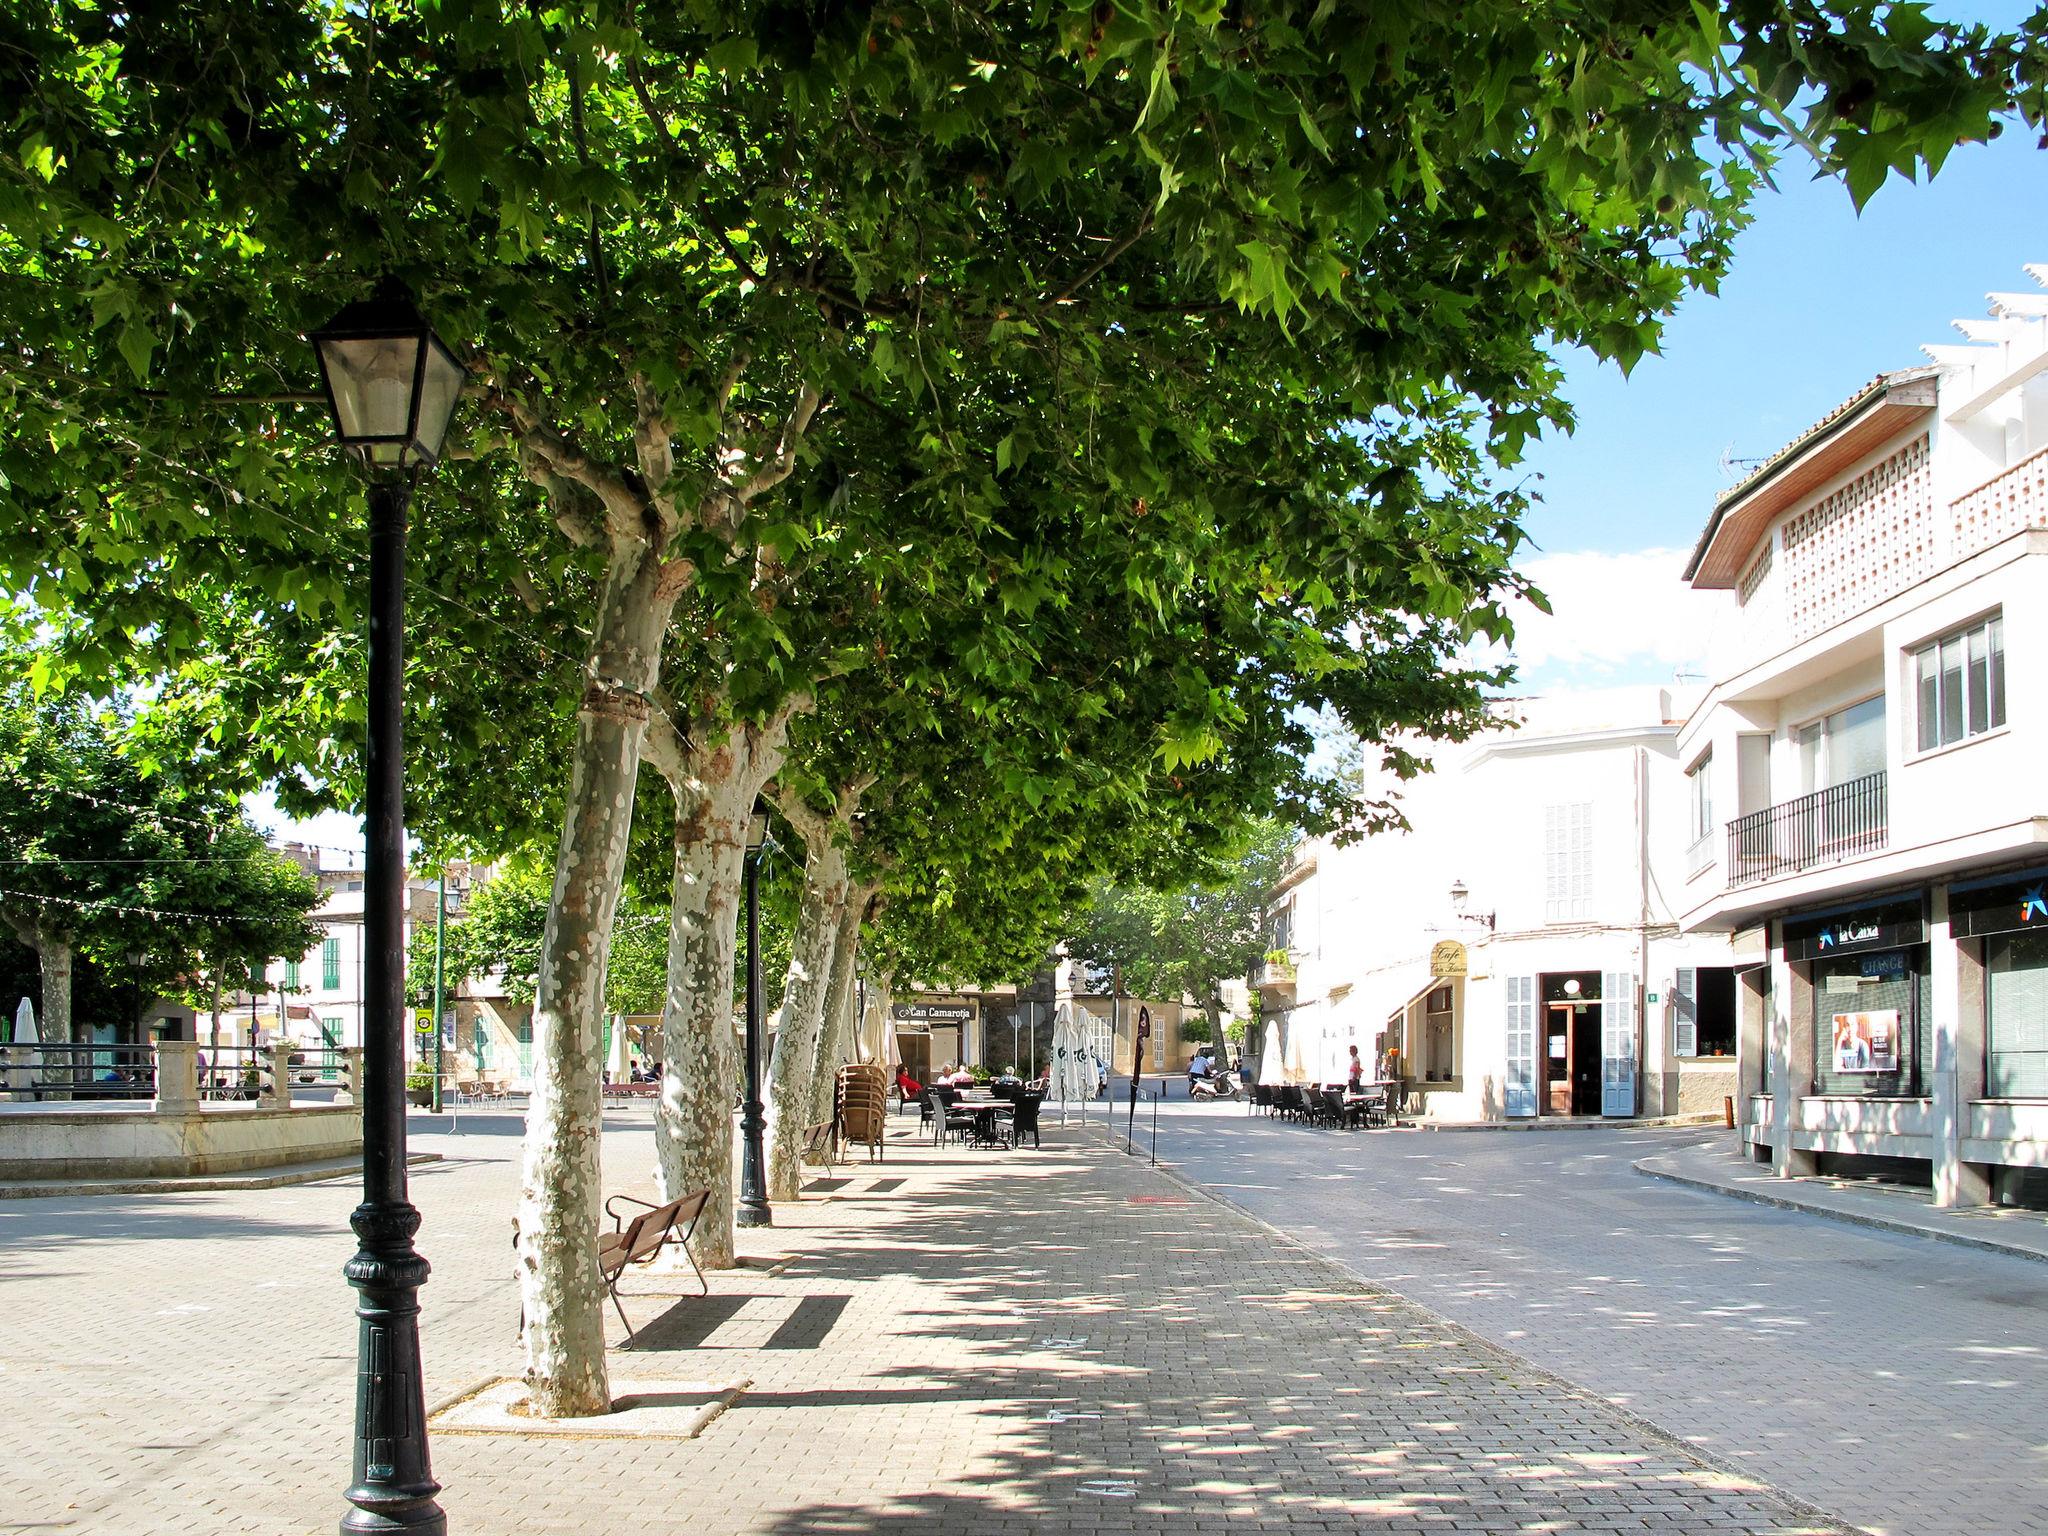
[1726,771,1887,888]
[2,1040,158,1100]
[196,1044,282,1102]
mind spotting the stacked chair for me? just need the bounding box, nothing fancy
[835,1061,891,1162]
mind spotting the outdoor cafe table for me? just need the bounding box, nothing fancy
[951,1096,1014,1146]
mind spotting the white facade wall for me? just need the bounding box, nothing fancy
[1269,688,1735,1122]
[1677,269,2048,1203]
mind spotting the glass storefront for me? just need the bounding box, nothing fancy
[1810,947,1927,1096]
[1987,930,2048,1098]
[1784,895,1927,1098]
[1952,868,2048,1101]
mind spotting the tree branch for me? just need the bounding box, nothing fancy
[1046,212,1153,307]
[502,395,654,545]
[631,372,674,505]
[736,383,823,502]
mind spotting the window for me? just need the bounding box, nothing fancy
[284,959,300,989]
[1811,947,1926,1096]
[1914,614,2004,752]
[1673,966,1736,1057]
[1796,694,1886,792]
[321,937,340,991]
[1269,904,1294,954]
[1544,803,1593,922]
[1422,985,1455,1081]
[1987,930,2048,1098]
[1687,752,1714,846]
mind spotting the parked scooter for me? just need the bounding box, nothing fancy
[1188,1067,1243,1101]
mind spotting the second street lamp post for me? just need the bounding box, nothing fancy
[737,799,774,1228]
[310,284,464,1536]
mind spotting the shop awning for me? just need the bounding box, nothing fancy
[1341,958,1437,1047]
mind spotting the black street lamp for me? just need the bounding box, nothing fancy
[310,284,462,1536]
[737,798,774,1228]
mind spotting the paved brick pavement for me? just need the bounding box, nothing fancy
[1137,1100,2048,1536]
[0,1106,1853,1534]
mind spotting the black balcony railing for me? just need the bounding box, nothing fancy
[1726,771,1887,887]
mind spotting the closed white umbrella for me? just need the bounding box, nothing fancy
[1282,1013,1310,1085]
[1257,1019,1284,1088]
[9,997,37,1096]
[1048,1003,1092,1123]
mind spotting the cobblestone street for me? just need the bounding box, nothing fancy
[1,1108,1850,1535]
[1136,1099,2048,1536]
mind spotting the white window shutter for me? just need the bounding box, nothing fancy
[1673,967,1697,1058]
[1504,977,1537,1117]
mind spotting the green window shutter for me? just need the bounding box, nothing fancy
[285,959,300,989]
[321,938,340,990]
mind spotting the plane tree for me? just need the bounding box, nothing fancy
[4,0,2037,1415]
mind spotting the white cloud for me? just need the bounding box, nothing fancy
[1478,547,1731,688]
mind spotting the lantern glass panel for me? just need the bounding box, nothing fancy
[317,333,425,455]
[413,336,466,464]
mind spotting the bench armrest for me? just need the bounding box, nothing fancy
[605,1192,658,1230]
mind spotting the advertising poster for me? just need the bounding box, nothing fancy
[1831,1010,1900,1074]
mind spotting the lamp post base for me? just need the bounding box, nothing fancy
[736,1200,774,1229]
[341,1201,443,1534]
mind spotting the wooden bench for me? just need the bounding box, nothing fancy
[597,1189,709,1346]
[602,1081,660,1106]
[800,1120,839,1172]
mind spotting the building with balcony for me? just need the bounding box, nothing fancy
[1675,266,2048,1206]
[1261,689,1734,1122]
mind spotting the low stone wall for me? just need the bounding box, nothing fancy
[0,1103,364,1181]
[1674,1058,1738,1119]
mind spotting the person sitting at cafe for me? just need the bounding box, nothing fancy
[944,1063,976,1087]
[895,1066,922,1100]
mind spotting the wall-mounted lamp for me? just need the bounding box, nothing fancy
[1448,878,1496,933]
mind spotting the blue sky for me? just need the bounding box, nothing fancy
[1499,46,2048,693]
[1519,130,2048,559]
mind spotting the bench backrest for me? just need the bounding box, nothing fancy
[627,1190,702,1266]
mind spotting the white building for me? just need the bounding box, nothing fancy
[1265,688,1736,1122]
[1676,267,2048,1206]
[226,849,483,1081]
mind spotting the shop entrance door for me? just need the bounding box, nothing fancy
[1542,1002,1604,1115]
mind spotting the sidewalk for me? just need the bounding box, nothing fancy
[0,1110,1854,1534]
[1635,1136,2048,1265]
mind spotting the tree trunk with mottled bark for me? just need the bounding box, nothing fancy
[33,929,72,1047]
[809,894,869,1124]
[643,717,788,1270]
[764,838,848,1201]
[516,552,672,1419]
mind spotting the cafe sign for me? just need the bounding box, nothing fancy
[1429,940,1467,978]
[891,1000,976,1026]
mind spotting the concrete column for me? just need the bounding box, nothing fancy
[1932,889,1994,1208]
[1772,921,1817,1177]
[156,1039,200,1112]
[1736,967,1767,1151]
[340,1045,366,1105]
[266,1041,294,1108]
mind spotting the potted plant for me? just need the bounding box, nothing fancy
[406,1066,435,1107]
